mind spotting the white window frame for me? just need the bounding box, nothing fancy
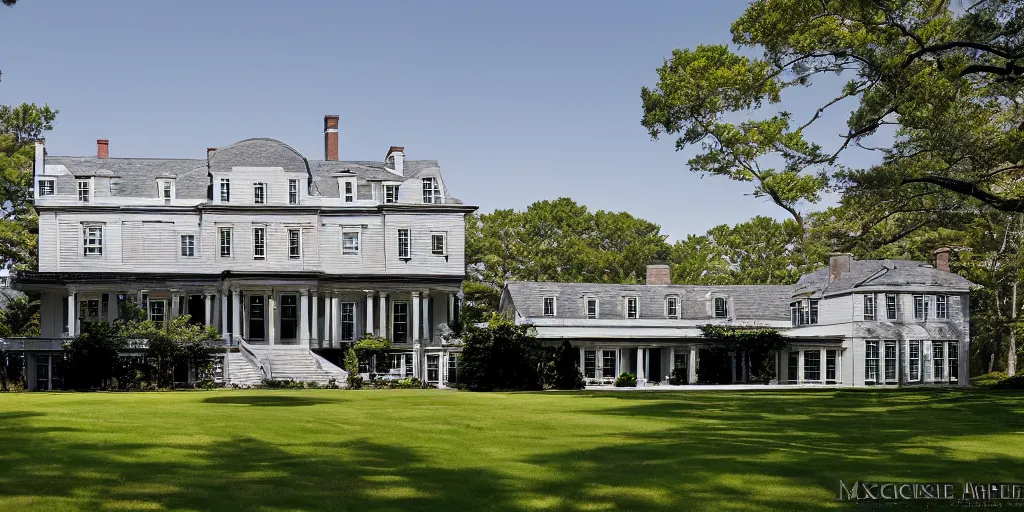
[803,350,821,382]
[157,179,174,202]
[885,294,898,320]
[253,182,266,205]
[865,340,880,384]
[422,177,441,204]
[288,179,299,205]
[431,232,447,256]
[665,297,678,319]
[543,297,556,316]
[340,302,356,341]
[340,178,356,203]
[39,179,54,196]
[908,340,921,382]
[397,229,411,259]
[862,294,875,321]
[288,228,301,259]
[392,301,409,343]
[913,294,926,321]
[884,340,897,383]
[585,297,599,319]
[932,342,946,382]
[713,297,728,318]
[948,341,959,382]
[219,227,232,257]
[77,179,91,203]
[180,234,195,257]
[936,294,948,319]
[625,296,639,319]
[219,178,230,202]
[82,224,103,257]
[253,227,266,260]
[149,299,167,327]
[342,229,361,255]
[384,184,400,204]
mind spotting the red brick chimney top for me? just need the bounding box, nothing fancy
[97,139,109,159]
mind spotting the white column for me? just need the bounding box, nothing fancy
[365,291,375,336]
[797,350,804,384]
[324,292,334,346]
[267,292,276,346]
[330,294,339,347]
[67,290,77,336]
[422,291,431,342]
[448,293,455,324]
[379,293,388,339]
[689,346,698,384]
[411,292,421,343]
[107,293,118,324]
[820,348,827,384]
[170,292,181,320]
[221,292,229,342]
[232,290,241,342]
[299,289,310,347]
[636,347,645,384]
[668,347,675,381]
[204,294,213,326]
[412,347,421,379]
[311,291,320,346]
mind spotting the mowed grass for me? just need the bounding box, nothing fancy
[0,389,1022,511]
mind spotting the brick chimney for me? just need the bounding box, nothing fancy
[646,264,671,285]
[97,139,109,159]
[324,115,339,161]
[934,246,951,272]
[829,253,853,282]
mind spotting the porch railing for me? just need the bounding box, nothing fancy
[237,336,271,381]
[0,337,67,351]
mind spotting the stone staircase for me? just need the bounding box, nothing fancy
[225,352,264,388]
[257,346,346,385]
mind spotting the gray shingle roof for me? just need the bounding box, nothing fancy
[208,138,307,174]
[46,156,208,199]
[504,281,793,321]
[793,259,974,297]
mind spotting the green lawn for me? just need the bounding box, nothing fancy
[0,389,1021,511]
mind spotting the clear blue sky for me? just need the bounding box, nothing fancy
[0,0,879,241]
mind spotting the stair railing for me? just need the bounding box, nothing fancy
[237,336,271,381]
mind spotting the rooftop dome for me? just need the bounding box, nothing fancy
[208,138,308,174]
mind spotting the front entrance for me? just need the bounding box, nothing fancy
[280,294,298,341]
[248,295,266,341]
[647,348,662,382]
[187,295,205,325]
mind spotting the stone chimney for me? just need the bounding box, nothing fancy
[324,115,339,161]
[646,264,671,285]
[97,139,109,159]
[386,146,405,175]
[934,246,951,272]
[829,253,853,282]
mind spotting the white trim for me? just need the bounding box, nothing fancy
[542,296,557,317]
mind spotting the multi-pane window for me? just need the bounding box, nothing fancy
[863,294,876,320]
[77,180,90,202]
[886,294,898,320]
[584,350,596,379]
[913,294,926,321]
[149,300,166,328]
[933,342,945,382]
[626,297,638,319]
[586,298,598,319]
[714,297,728,318]
[392,302,408,342]
[908,341,921,381]
[825,350,838,382]
[791,301,802,326]
[219,228,232,257]
[342,231,360,255]
[790,300,816,325]
[447,353,459,385]
[280,294,298,340]
[288,179,298,204]
[79,299,101,325]
[865,341,880,383]
[180,234,195,257]
[543,297,556,316]
[666,297,678,318]
[884,341,897,382]
[422,177,441,204]
[803,351,821,382]
[83,225,103,256]
[936,295,948,319]
[397,229,410,259]
[809,299,819,324]
[788,351,799,383]
[253,183,266,204]
[341,302,355,341]
[602,350,616,378]
[384,185,399,204]
[431,233,446,255]
[219,179,230,202]
[344,181,355,202]
[158,180,172,201]
[948,342,959,382]
[288,229,301,259]
[39,180,54,196]
[253,227,266,260]
[427,355,441,383]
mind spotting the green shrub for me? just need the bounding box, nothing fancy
[614,372,637,387]
[549,340,585,390]
[344,346,363,389]
[971,371,1008,387]
[459,316,545,391]
[993,374,1024,389]
[326,378,339,389]
[669,367,687,385]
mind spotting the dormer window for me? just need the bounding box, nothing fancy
[253,183,266,204]
[713,297,728,318]
[39,180,54,196]
[384,184,400,204]
[586,297,599,319]
[422,177,441,204]
[344,181,354,202]
[220,179,231,202]
[543,297,556,316]
[665,297,678,318]
[288,179,299,204]
[789,299,820,326]
[625,297,639,319]
[77,179,90,203]
[157,179,174,203]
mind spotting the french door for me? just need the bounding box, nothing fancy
[248,295,266,341]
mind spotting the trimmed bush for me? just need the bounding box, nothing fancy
[344,347,363,390]
[993,374,1024,390]
[614,372,637,387]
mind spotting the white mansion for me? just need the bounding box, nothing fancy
[15,115,476,390]
[500,252,973,387]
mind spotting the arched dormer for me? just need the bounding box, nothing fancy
[208,138,309,175]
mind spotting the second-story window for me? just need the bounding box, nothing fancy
[342,230,360,255]
[936,294,948,319]
[253,183,266,204]
[431,233,446,255]
[397,229,411,259]
[219,228,232,257]
[39,180,54,196]
[82,225,102,256]
[809,299,819,324]
[586,297,599,319]
[288,179,299,204]
[790,301,804,326]
[288,229,300,259]
[713,297,728,318]
[543,297,556,316]
[220,179,230,202]
[626,297,639,319]
[913,294,925,321]
[180,235,195,257]
[384,184,400,204]
[253,227,266,259]
[422,177,441,203]
[863,294,876,320]
[666,297,678,318]
[886,294,898,320]
[343,181,354,203]
[77,179,90,203]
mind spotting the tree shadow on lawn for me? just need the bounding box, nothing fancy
[202,395,341,407]
[0,412,518,512]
